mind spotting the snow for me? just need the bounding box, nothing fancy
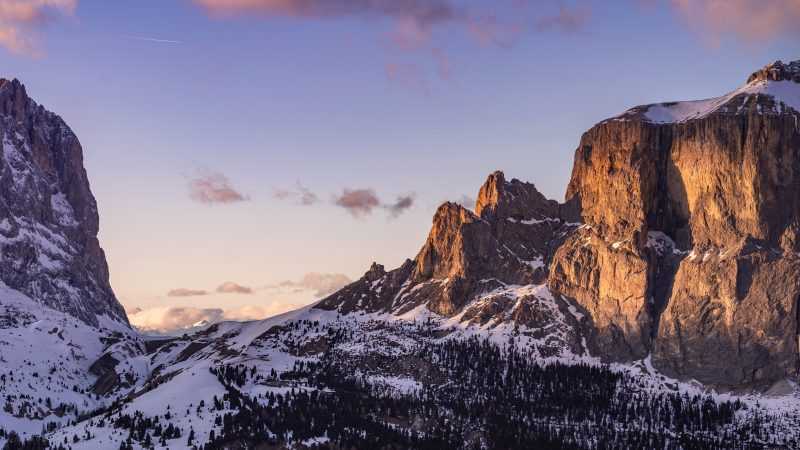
[367,375,422,394]
[50,193,78,227]
[506,216,562,226]
[638,79,800,124]
[0,282,141,441]
[7,277,800,448]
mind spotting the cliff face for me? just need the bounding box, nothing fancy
[0,79,126,327]
[552,59,800,388]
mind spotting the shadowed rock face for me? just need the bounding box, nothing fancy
[0,79,126,327]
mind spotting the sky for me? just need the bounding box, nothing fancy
[0,0,797,332]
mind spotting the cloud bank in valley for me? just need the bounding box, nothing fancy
[132,272,352,334]
[128,305,289,334]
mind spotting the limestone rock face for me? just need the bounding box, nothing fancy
[0,79,126,326]
[548,228,655,360]
[554,59,800,387]
[655,241,800,388]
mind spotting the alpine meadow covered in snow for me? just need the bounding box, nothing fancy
[1,1,800,449]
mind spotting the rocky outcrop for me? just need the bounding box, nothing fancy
[747,59,800,84]
[319,171,579,327]
[0,79,126,326]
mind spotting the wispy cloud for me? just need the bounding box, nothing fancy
[128,302,314,334]
[0,0,77,55]
[167,288,209,297]
[188,171,248,205]
[216,281,253,294]
[192,0,459,25]
[192,1,595,92]
[534,4,591,33]
[385,62,429,94]
[273,182,319,206]
[668,0,800,43]
[385,194,415,218]
[125,35,183,44]
[467,14,524,47]
[269,272,352,297]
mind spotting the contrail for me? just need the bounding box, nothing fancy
[125,35,183,44]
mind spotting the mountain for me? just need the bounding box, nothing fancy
[0,79,126,327]
[0,79,143,441]
[2,60,800,449]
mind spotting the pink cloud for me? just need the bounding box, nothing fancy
[431,48,450,80]
[385,62,429,93]
[385,194,415,218]
[534,4,591,33]
[333,188,381,218]
[193,0,459,25]
[272,182,319,205]
[216,281,254,294]
[188,171,248,205]
[669,0,800,43]
[468,15,524,47]
[167,288,209,297]
[0,0,77,55]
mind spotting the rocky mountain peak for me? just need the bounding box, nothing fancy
[747,59,800,84]
[0,78,126,327]
[0,78,30,121]
[475,170,561,222]
[364,262,386,281]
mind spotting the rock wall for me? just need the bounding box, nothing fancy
[553,60,800,388]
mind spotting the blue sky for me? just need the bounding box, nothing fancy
[0,0,797,321]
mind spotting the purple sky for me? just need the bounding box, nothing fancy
[0,0,797,328]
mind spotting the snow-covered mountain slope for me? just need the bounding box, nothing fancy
[614,59,800,124]
[42,287,800,449]
[0,283,143,441]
